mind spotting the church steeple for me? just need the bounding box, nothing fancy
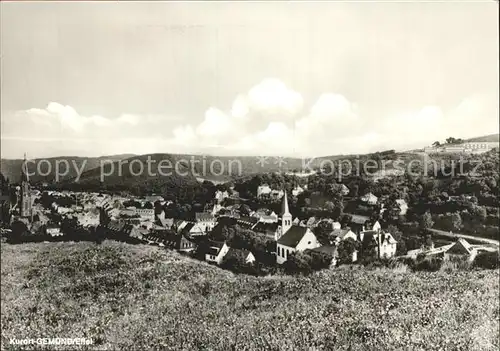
[19,153,32,219]
[281,190,290,216]
[20,153,29,182]
[280,191,292,239]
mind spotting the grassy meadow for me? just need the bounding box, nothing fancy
[1,241,499,350]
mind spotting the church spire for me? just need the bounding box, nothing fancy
[281,190,290,216]
[279,190,292,239]
[21,153,29,182]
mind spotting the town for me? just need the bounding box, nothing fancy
[2,149,498,275]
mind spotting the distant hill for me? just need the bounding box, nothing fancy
[1,152,327,186]
[58,153,200,195]
[466,133,499,143]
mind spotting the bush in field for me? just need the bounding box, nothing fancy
[440,256,472,273]
[474,251,500,269]
[283,251,315,275]
[413,256,443,272]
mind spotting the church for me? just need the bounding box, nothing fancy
[10,154,33,223]
[276,191,320,264]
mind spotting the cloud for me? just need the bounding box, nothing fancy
[1,78,496,158]
[246,78,303,115]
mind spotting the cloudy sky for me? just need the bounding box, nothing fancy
[1,1,498,159]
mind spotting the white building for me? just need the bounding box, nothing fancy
[292,185,304,197]
[257,184,272,198]
[205,242,230,265]
[136,208,155,221]
[395,199,409,216]
[361,192,378,205]
[340,184,350,196]
[195,212,216,233]
[214,190,229,203]
[359,230,397,259]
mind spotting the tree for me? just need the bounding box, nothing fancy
[314,221,335,246]
[450,212,462,232]
[324,201,335,212]
[337,238,359,264]
[432,141,441,147]
[283,251,314,275]
[419,211,434,231]
[469,205,487,222]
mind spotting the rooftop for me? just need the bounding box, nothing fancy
[277,225,309,248]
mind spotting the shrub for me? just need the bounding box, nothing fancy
[413,256,443,272]
[473,251,500,269]
[440,256,471,273]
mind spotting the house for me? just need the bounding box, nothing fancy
[270,189,285,199]
[195,212,216,233]
[369,220,382,232]
[253,208,269,217]
[145,195,164,204]
[214,190,229,203]
[100,220,134,238]
[443,239,478,262]
[316,218,341,230]
[292,185,304,197]
[76,211,100,227]
[136,208,155,221]
[252,221,280,240]
[163,233,197,252]
[259,211,278,223]
[224,248,256,264]
[347,214,370,233]
[143,230,169,246]
[306,216,318,228]
[156,217,174,229]
[237,216,260,230]
[395,199,408,216]
[405,239,485,262]
[331,229,357,244]
[276,193,321,264]
[257,184,272,198]
[340,184,350,196]
[56,206,72,215]
[46,224,62,237]
[156,210,166,221]
[359,230,397,259]
[361,192,378,205]
[120,208,138,218]
[205,241,230,264]
[179,222,206,237]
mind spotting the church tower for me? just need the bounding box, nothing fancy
[280,191,292,238]
[19,153,32,219]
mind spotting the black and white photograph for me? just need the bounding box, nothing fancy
[1,1,499,350]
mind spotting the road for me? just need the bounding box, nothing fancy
[429,228,499,247]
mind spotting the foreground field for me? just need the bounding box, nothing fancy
[1,242,499,351]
